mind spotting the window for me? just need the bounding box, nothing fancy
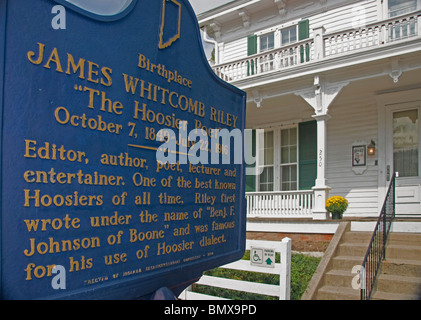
[257,127,298,191]
[259,33,275,73]
[260,33,275,52]
[388,0,417,17]
[393,109,419,177]
[246,20,311,75]
[280,128,298,191]
[281,26,297,46]
[252,122,317,193]
[386,0,418,40]
[258,131,274,191]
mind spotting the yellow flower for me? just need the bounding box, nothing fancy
[326,196,348,213]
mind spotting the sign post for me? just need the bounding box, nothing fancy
[0,0,246,299]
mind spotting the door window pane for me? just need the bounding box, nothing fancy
[393,109,419,177]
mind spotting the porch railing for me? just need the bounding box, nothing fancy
[360,174,396,300]
[246,190,314,218]
[325,11,420,57]
[212,11,421,82]
[214,38,314,82]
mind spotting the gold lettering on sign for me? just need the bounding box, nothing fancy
[21,36,240,288]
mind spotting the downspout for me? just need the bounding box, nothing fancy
[203,26,219,65]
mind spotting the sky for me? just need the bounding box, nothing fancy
[66,0,132,15]
[188,0,234,14]
[188,0,235,60]
[65,0,231,16]
[65,0,234,16]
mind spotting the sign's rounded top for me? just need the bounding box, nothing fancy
[53,0,137,21]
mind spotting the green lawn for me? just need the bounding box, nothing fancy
[193,252,321,300]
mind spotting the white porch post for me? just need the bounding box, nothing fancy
[312,113,331,220]
[418,15,421,37]
[296,76,348,220]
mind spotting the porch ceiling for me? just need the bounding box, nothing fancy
[245,67,421,128]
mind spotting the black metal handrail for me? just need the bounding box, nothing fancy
[360,174,396,300]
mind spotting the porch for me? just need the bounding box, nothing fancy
[234,11,421,222]
[213,11,421,83]
[246,190,315,219]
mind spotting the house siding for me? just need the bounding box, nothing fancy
[218,0,379,65]
[310,0,378,33]
[327,86,379,217]
[221,38,248,64]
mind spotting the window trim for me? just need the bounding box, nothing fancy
[280,127,298,191]
[392,105,421,179]
[258,31,275,53]
[382,0,420,18]
[257,129,275,192]
[280,25,298,46]
[388,0,418,17]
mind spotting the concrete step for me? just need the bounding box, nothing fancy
[316,285,360,300]
[309,226,421,300]
[323,269,355,288]
[388,232,421,245]
[375,274,421,295]
[382,258,421,277]
[386,244,421,261]
[343,231,372,244]
[337,242,368,257]
[372,290,419,300]
[331,256,364,271]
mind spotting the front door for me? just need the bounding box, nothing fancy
[386,101,421,215]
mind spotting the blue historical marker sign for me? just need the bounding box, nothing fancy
[0,0,246,299]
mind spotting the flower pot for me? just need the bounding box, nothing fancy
[331,212,342,220]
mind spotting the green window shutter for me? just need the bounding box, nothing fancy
[299,121,317,190]
[245,129,256,192]
[298,19,310,63]
[298,19,310,40]
[247,35,258,55]
[247,35,257,76]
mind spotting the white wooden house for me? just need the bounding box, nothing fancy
[197,0,421,220]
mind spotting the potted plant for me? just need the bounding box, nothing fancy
[326,196,348,220]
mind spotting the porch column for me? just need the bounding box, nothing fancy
[312,113,331,220]
[296,76,349,220]
[313,26,325,60]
